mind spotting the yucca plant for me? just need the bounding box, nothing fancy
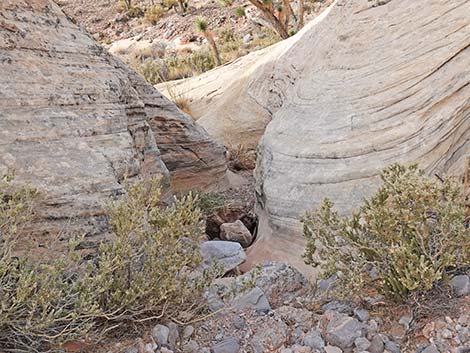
[195,18,221,66]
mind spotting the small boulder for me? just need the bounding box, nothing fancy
[152,324,169,346]
[303,329,325,351]
[354,337,371,351]
[211,337,240,353]
[384,338,400,353]
[183,340,199,353]
[450,275,470,297]
[168,322,179,349]
[232,287,271,314]
[420,344,439,353]
[353,308,370,323]
[325,346,342,353]
[220,220,253,248]
[368,334,385,353]
[231,262,308,307]
[325,312,366,350]
[201,241,246,274]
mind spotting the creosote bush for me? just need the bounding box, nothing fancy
[0,177,213,352]
[303,164,470,301]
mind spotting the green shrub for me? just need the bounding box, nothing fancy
[0,178,212,352]
[251,29,281,50]
[218,26,237,43]
[136,50,215,84]
[234,6,246,17]
[127,6,144,18]
[195,191,227,216]
[219,0,233,6]
[303,164,470,301]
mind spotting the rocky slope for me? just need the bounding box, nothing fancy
[103,263,470,353]
[0,0,226,251]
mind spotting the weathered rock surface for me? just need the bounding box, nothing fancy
[0,0,226,249]
[220,220,253,248]
[234,262,309,307]
[450,275,470,297]
[231,287,271,314]
[200,241,247,273]
[159,0,470,274]
[156,5,335,150]
[252,0,469,271]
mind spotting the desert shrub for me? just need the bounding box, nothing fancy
[137,50,215,84]
[196,191,227,216]
[87,179,211,324]
[0,177,92,352]
[228,144,256,171]
[234,6,246,17]
[166,84,192,116]
[303,164,470,301]
[219,0,233,6]
[162,0,179,8]
[218,26,237,43]
[127,6,144,18]
[251,28,281,50]
[0,178,212,352]
[144,5,165,24]
[119,0,132,10]
[0,175,38,241]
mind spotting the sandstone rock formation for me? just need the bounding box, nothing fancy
[156,4,335,150]
[0,0,226,250]
[252,0,470,271]
[165,0,470,271]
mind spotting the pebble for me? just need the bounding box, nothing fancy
[450,275,470,297]
[211,337,240,353]
[420,344,439,353]
[440,328,452,339]
[354,337,371,351]
[152,324,169,346]
[168,322,179,349]
[367,334,384,353]
[231,286,271,314]
[325,346,342,353]
[293,347,312,353]
[232,315,246,329]
[182,340,199,353]
[183,325,194,340]
[354,308,370,322]
[384,339,400,353]
[303,329,325,350]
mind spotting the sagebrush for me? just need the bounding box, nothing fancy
[303,164,470,301]
[0,177,212,352]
